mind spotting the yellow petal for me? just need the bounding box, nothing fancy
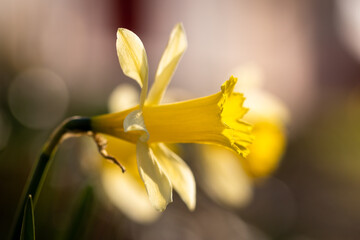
[198,145,253,208]
[116,28,148,88]
[99,136,160,222]
[136,140,173,211]
[123,109,149,142]
[146,23,187,105]
[244,121,286,178]
[102,161,160,223]
[151,143,196,211]
[116,28,148,106]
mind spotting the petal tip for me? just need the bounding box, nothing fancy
[187,200,196,212]
[152,193,173,212]
[116,27,148,88]
[221,76,238,95]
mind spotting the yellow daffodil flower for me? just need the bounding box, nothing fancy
[197,64,289,208]
[91,24,252,211]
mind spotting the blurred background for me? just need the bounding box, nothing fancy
[1,0,360,239]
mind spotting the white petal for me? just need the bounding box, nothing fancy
[123,109,149,142]
[116,28,148,88]
[136,141,173,211]
[101,164,160,223]
[146,23,187,105]
[151,143,196,211]
[117,28,148,106]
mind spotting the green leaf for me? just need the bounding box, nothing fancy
[20,194,35,240]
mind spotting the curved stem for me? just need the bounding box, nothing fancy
[9,116,92,240]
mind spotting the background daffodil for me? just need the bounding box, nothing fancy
[91,23,252,211]
[196,64,289,208]
[235,64,289,178]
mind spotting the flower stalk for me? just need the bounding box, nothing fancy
[9,116,92,240]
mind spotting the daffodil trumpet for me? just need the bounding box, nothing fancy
[92,77,252,155]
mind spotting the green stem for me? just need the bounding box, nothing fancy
[9,116,92,240]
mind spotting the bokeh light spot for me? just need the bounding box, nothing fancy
[8,68,69,129]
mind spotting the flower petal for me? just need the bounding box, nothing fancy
[123,109,149,142]
[116,28,148,88]
[136,140,173,211]
[198,145,253,208]
[244,121,286,178]
[151,143,196,211]
[102,162,160,223]
[147,23,187,105]
[117,28,148,106]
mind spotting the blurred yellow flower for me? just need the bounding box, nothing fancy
[91,24,252,211]
[237,65,288,178]
[102,136,161,223]
[197,64,288,208]
[98,84,159,223]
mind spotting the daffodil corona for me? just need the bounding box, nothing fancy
[91,24,252,211]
